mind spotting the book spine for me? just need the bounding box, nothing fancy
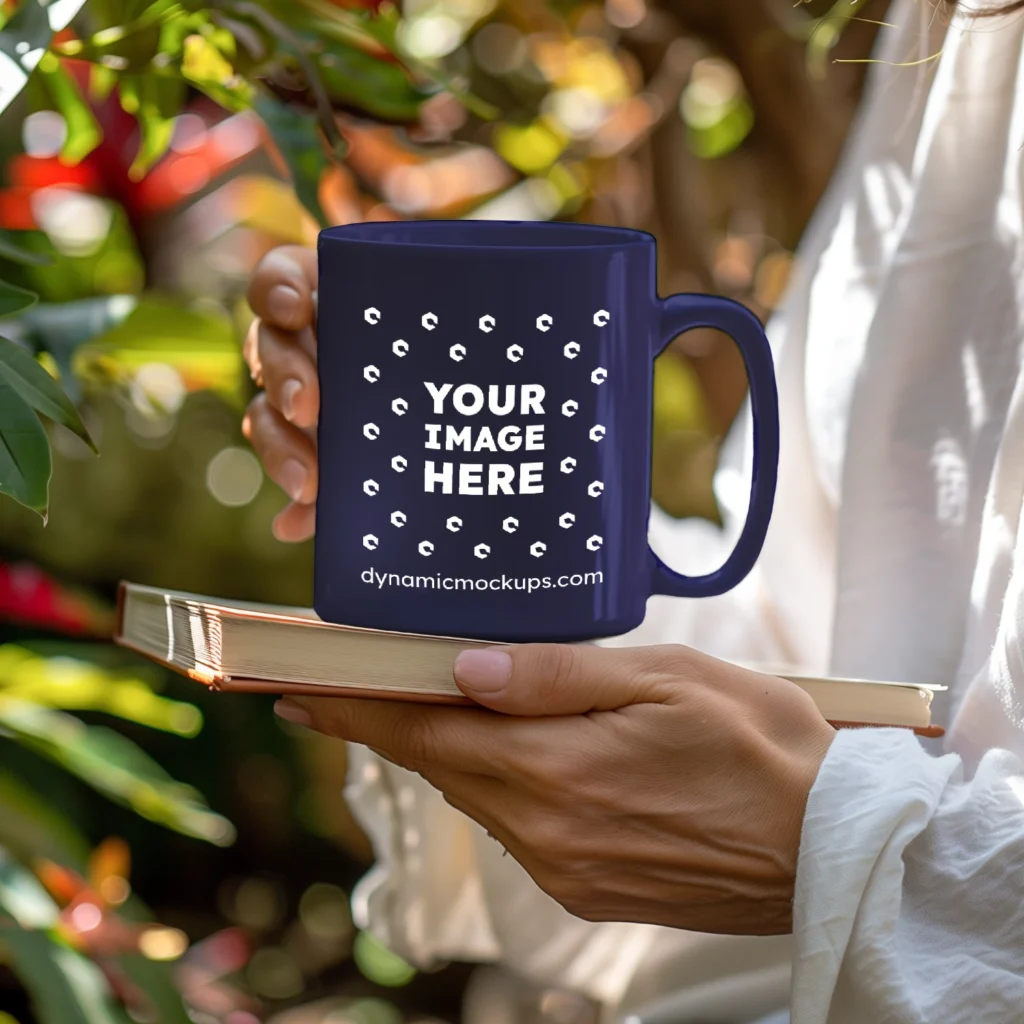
[114,580,127,640]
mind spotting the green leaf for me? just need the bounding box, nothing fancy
[36,53,102,164]
[0,699,236,846]
[0,231,50,268]
[12,202,143,305]
[0,846,58,930]
[113,954,191,1024]
[34,0,90,34]
[15,295,137,399]
[0,925,131,1024]
[177,24,253,111]
[124,72,185,180]
[0,279,39,318]
[0,796,184,1024]
[0,379,50,515]
[0,0,52,118]
[288,0,493,121]
[316,39,433,123]
[88,63,117,102]
[0,336,96,453]
[157,9,210,60]
[0,847,129,1024]
[0,645,203,737]
[181,30,235,83]
[73,296,244,404]
[254,93,329,227]
[0,773,90,870]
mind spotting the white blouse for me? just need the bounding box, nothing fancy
[343,3,1024,1020]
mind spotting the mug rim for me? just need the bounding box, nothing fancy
[319,219,655,252]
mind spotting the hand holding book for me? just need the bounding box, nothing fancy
[273,639,836,936]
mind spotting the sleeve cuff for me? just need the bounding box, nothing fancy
[791,727,961,1021]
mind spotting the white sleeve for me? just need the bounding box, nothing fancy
[792,709,1024,1022]
[344,742,667,1006]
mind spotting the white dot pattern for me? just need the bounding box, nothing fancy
[359,307,612,559]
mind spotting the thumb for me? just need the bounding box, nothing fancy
[453,643,677,716]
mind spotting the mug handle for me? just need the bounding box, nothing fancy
[647,294,780,598]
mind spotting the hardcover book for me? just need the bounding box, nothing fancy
[114,582,943,736]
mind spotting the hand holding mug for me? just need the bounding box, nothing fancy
[242,244,320,543]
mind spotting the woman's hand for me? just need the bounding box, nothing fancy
[275,643,836,936]
[242,245,319,542]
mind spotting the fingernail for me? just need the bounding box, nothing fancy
[268,284,301,325]
[274,700,312,727]
[454,649,512,693]
[278,458,307,502]
[280,378,302,422]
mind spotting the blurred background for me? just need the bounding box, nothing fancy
[0,0,890,1021]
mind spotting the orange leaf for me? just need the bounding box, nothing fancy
[88,837,131,898]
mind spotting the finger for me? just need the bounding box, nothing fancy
[272,501,315,543]
[273,696,514,776]
[247,246,317,332]
[243,393,318,505]
[247,320,320,429]
[453,642,687,716]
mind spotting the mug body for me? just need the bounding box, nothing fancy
[315,221,658,641]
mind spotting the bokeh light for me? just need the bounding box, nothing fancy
[206,446,263,507]
[227,875,286,931]
[398,15,465,60]
[22,110,67,157]
[299,883,353,943]
[31,189,113,258]
[139,926,190,961]
[352,930,416,988]
[247,946,304,1000]
[70,901,102,932]
[130,363,188,417]
[471,23,527,74]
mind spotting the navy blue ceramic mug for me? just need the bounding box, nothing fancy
[315,221,778,642]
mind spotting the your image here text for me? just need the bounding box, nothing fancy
[421,381,549,495]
